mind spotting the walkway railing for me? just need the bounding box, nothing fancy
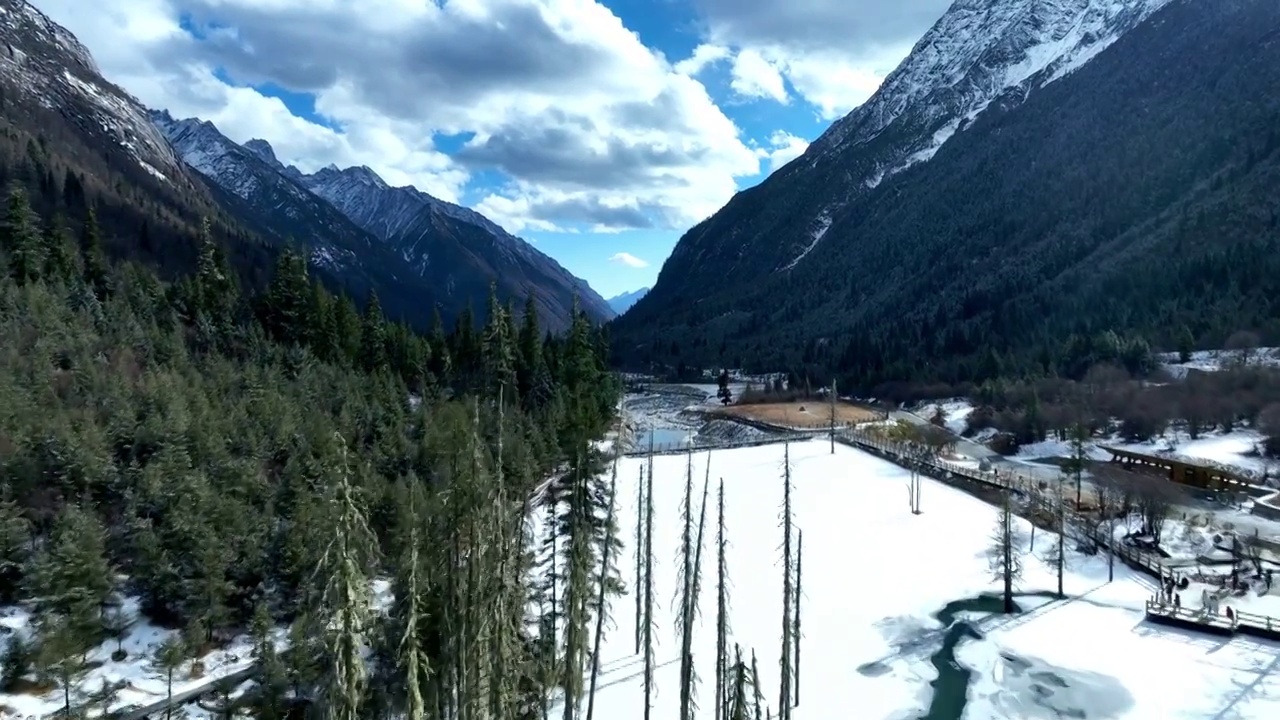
[833,425,1280,639]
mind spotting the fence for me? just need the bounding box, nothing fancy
[833,425,1280,639]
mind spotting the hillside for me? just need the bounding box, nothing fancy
[0,0,608,331]
[611,0,1280,390]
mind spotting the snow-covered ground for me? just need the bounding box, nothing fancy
[577,440,1280,719]
[911,397,1278,485]
[1159,348,1280,378]
[0,581,393,718]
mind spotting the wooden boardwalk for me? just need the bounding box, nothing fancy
[832,425,1280,641]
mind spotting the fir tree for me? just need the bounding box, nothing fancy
[28,504,114,649]
[153,634,186,720]
[584,460,619,720]
[0,495,30,604]
[359,292,388,373]
[1,184,42,284]
[642,433,657,720]
[251,599,287,720]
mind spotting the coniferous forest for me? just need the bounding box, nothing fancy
[0,180,625,719]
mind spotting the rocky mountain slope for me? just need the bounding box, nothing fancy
[607,287,648,314]
[0,0,608,331]
[613,0,1280,388]
[151,110,611,330]
[0,0,289,287]
[288,162,613,328]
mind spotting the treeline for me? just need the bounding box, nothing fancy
[953,363,1280,465]
[0,183,624,719]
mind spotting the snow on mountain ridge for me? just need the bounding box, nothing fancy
[816,0,1173,160]
[775,0,1173,270]
[0,0,186,180]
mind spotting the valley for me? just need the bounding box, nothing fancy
[2,0,1279,718]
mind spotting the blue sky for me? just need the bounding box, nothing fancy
[34,0,951,299]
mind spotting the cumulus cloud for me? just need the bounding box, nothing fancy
[692,0,952,118]
[29,0,764,232]
[609,252,649,268]
[758,131,809,173]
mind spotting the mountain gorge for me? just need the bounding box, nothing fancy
[613,0,1280,389]
[0,0,609,332]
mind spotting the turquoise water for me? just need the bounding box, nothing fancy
[641,427,693,448]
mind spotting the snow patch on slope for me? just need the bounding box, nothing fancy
[0,0,183,179]
[812,0,1175,184]
[780,213,833,271]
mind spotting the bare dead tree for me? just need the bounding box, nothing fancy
[1130,474,1184,546]
[1091,465,1123,582]
[988,489,1025,614]
[1036,476,1068,598]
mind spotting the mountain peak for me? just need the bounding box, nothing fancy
[242,138,279,166]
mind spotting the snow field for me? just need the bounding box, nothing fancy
[575,440,1280,719]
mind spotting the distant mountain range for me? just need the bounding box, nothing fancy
[0,0,611,331]
[606,287,648,314]
[613,0,1280,387]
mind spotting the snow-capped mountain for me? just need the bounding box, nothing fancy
[615,0,1280,380]
[0,0,189,185]
[287,162,614,326]
[152,109,611,328]
[638,0,1180,291]
[810,0,1174,189]
[607,287,648,314]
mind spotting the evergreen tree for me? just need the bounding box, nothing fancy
[261,248,312,346]
[28,504,114,649]
[41,213,77,282]
[642,435,657,720]
[359,292,388,373]
[1,184,42,284]
[153,634,186,720]
[482,284,517,398]
[584,461,620,720]
[80,207,109,297]
[251,599,287,720]
[0,495,30,604]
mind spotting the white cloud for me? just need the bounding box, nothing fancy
[728,48,787,103]
[29,0,765,232]
[609,252,649,268]
[693,0,952,119]
[757,130,808,173]
[675,43,729,76]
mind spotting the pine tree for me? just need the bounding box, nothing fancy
[261,248,312,346]
[190,218,239,336]
[1,184,42,284]
[153,634,186,720]
[80,207,109,297]
[359,292,388,373]
[0,495,30,604]
[29,505,114,649]
[38,615,87,718]
[250,599,287,720]
[41,213,77,282]
[483,284,517,398]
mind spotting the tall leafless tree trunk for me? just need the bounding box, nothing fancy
[778,444,794,719]
[793,529,802,708]
[584,465,619,720]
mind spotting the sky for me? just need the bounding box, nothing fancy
[30,0,953,299]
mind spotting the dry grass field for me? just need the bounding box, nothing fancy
[714,401,883,427]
